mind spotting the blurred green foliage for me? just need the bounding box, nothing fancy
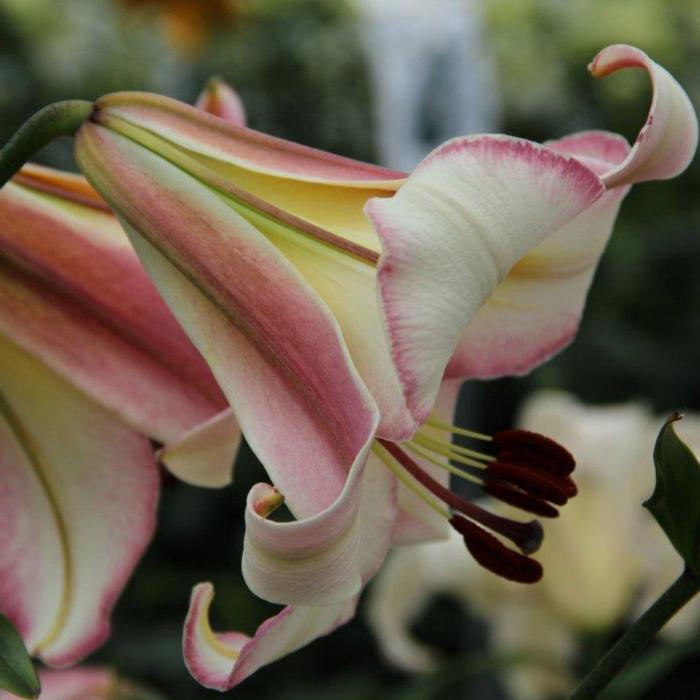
[1,0,700,698]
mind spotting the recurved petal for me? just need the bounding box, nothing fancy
[546,130,631,169]
[0,336,158,667]
[589,44,698,187]
[366,136,604,423]
[195,78,247,127]
[242,445,396,606]
[12,163,106,210]
[446,131,629,380]
[158,408,241,488]
[75,124,379,523]
[184,583,357,692]
[0,173,227,444]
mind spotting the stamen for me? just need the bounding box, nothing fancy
[493,429,575,476]
[405,444,563,520]
[409,436,486,470]
[482,481,559,519]
[450,515,543,584]
[372,443,450,519]
[405,442,484,486]
[412,423,576,518]
[486,462,577,505]
[423,418,493,442]
[412,433,493,464]
[379,440,543,555]
[444,440,495,462]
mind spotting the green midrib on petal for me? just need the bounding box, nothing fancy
[0,384,72,653]
[95,114,380,266]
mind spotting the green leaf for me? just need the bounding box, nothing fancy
[0,614,40,698]
[644,413,700,575]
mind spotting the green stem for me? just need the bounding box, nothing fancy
[0,100,93,188]
[570,567,700,700]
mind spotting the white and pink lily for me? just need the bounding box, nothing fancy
[61,45,696,689]
[0,84,247,668]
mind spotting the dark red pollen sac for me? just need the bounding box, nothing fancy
[464,507,544,555]
[486,461,577,506]
[492,429,575,476]
[483,481,559,519]
[487,429,578,518]
[450,516,543,584]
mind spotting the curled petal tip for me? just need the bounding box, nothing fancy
[589,44,698,187]
[157,408,240,489]
[183,582,358,691]
[250,483,285,518]
[587,48,617,78]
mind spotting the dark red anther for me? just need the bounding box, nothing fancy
[483,481,559,518]
[492,429,575,476]
[486,461,577,505]
[470,509,544,555]
[450,516,543,584]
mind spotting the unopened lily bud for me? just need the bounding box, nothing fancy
[195,77,247,127]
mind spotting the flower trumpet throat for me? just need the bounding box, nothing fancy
[375,423,576,584]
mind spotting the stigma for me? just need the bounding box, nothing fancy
[374,420,576,584]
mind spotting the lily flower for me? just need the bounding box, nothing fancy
[66,44,696,689]
[0,84,248,667]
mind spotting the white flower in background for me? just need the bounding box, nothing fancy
[368,389,700,698]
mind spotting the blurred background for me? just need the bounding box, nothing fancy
[1,0,700,697]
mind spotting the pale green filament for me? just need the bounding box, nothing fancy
[372,443,450,519]
[412,433,494,465]
[409,435,487,470]
[405,442,484,487]
[424,417,493,442]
